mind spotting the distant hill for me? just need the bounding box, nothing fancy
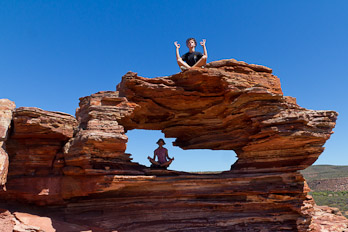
[301,165,348,191]
[302,165,348,182]
[301,165,348,218]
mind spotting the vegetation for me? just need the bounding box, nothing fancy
[301,165,348,182]
[310,191,348,217]
[302,165,348,218]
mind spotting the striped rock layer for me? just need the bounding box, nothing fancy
[0,59,346,231]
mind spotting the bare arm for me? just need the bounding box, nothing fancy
[174,41,182,61]
[174,41,191,69]
[192,39,208,68]
[165,149,174,160]
[200,39,208,58]
[148,150,157,160]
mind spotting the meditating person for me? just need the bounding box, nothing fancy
[174,37,208,71]
[148,139,174,169]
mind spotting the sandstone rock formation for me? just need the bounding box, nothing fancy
[0,59,346,231]
[0,208,91,232]
[302,194,348,232]
[6,107,77,177]
[117,60,337,173]
[63,91,145,176]
[0,99,15,187]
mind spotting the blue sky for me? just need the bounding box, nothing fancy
[1,1,347,171]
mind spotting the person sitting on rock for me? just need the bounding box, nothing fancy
[147,139,174,169]
[174,37,208,71]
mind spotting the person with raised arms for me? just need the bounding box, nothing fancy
[174,37,208,71]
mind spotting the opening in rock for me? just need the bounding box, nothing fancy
[126,129,238,172]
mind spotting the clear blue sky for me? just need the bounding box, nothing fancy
[1,1,347,171]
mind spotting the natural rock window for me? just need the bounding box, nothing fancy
[126,129,237,172]
[0,59,345,231]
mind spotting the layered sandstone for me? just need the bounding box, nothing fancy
[63,91,146,176]
[0,59,346,231]
[5,107,77,177]
[117,60,337,173]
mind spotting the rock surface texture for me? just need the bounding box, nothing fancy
[0,99,15,187]
[6,107,77,177]
[0,59,346,231]
[118,60,337,174]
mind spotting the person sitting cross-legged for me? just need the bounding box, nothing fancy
[174,37,208,71]
[147,139,174,169]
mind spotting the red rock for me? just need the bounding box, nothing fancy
[117,62,337,173]
[63,91,146,175]
[0,99,15,144]
[13,212,55,232]
[0,148,9,188]
[302,195,348,231]
[0,59,344,231]
[0,208,93,232]
[0,172,321,231]
[0,209,15,232]
[0,99,15,187]
[5,107,77,176]
[11,107,76,139]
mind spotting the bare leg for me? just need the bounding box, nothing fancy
[148,158,160,166]
[160,159,173,168]
[192,55,207,68]
[177,59,191,70]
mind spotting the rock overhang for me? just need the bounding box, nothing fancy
[0,59,344,231]
[115,59,337,173]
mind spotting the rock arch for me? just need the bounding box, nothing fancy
[1,59,345,231]
[62,59,337,176]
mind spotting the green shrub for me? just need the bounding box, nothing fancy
[310,190,348,218]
